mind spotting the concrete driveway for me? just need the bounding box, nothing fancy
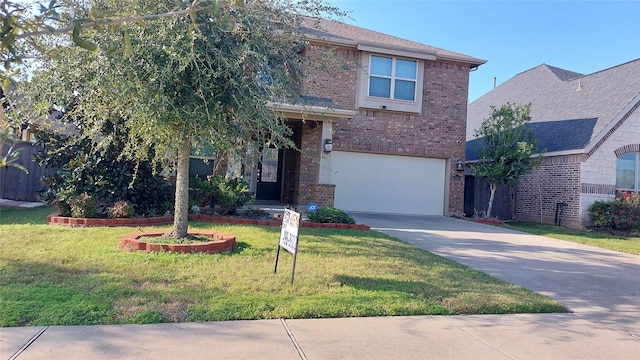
[352,213,640,338]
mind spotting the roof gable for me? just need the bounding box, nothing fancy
[546,65,583,81]
[301,17,485,67]
[467,58,640,145]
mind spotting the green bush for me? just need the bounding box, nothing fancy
[189,175,254,215]
[35,118,173,217]
[50,188,74,217]
[189,176,219,207]
[70,193,98,218]
[588,192,640,231]
[307,207,355,224]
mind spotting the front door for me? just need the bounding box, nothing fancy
[256,148,283,200]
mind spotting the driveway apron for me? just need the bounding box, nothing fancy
[352,213,640,338]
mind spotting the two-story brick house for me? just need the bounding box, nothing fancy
[246,17,485,216]
[466,58,640,227]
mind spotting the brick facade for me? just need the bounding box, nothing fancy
[513,104,640,228]
[578,104,640,226]
[299,44,471,214]
[281,120,330,207]
[296,122,323,205]
[311,183,336,207]
[515,155,582,228]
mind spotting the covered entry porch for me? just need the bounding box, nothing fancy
[245,100,355,208]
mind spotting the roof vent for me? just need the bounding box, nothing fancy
[576,78,583,91]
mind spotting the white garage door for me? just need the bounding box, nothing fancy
[331,151,446,215]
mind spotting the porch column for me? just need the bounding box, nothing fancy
[318,121,333,184]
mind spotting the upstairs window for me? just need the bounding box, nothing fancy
[368,56,417,101]
[616,152,639,192]
[357,53,423,114]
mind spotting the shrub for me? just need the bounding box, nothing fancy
[215,176,254,214]
[189,176,219,207]
[35,119,173,218]
[70,193,98,218]
[49,188,74,217]
[307,207,355,224]
[189,175,254,215]
[108,201,135,218]
[588,192,640,232]
[588,201,616,228]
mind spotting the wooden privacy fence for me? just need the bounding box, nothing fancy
[0,142,58,202]
[464,175,515,220]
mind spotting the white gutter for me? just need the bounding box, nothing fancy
[466,148,585,164]
[534,149,585,157]
[268,101,356,121]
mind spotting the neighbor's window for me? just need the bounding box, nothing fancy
[368,55,417,101]
[190,144,216,179]
[616,152,640,192]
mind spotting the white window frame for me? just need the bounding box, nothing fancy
[357,52,424,114]
[615,152,640,192]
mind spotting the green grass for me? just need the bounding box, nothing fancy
[504,221,640,255]
[0,206,566,327]
[0,205,55,224]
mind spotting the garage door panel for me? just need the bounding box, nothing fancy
[332,151,445,215]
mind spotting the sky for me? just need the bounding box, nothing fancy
[325,0,640,102]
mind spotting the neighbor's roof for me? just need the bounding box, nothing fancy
[301,17,486,68]
[466,118,598,161]
[466,58,640,142]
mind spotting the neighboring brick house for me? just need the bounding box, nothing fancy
[466,59,640,227]
[251,18,485,215]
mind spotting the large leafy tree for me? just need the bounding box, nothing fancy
[471,102,543,218]
[13,0,342,238]
[1,0,215,87]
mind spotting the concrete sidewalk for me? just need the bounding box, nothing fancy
[0,199,44,209]
[3,314,639,360]
[2,214,640,359]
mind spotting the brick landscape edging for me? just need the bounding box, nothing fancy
[188,214,370,230]
[46,213,174,227]
[46,213,370,230]
[119,231,237,254]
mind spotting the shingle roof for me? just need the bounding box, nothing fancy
[298,95,353,111]
[467,58,640,144]
[301,17,486,67]
[546,65,583,81]
[466,118,598,161]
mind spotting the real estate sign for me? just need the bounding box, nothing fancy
[279,209,300,254]
[275,209,301,284]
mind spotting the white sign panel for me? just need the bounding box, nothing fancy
[279,209,301,254]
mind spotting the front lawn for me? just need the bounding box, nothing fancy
[0,206,566,327]
[504,221,640,255]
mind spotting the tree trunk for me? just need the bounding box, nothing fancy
[487,183,497,218]
[171,137,191,238]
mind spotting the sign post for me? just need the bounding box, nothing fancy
[274,208,301,284]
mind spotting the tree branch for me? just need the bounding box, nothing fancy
[16,4,212,40]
